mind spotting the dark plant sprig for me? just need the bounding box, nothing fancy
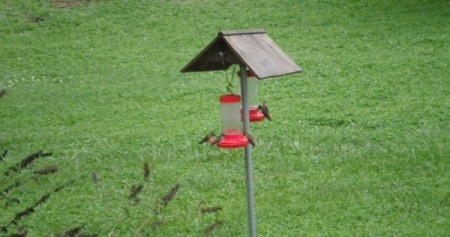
[0,149,7,161]
[8,226,27,237]
[154,184,180,215]
[144,161,150,182]
[14,206,36,221]
[4,150,53,175]
[1,182,21,197]
[19,151,47,169]
[13,193,51,220]
[129,184,144,204]
[2,166,57,199]
[5,198,20,207]
[201,206,222,214]
[0,89,7,98]
[58,226,82,237]
[91,171,99,184]
[204,220,223,235]
[161,184,180,207]
[36,193,51,205]
[33,166,58,175]
[1,179,74,233]
[7,150,43,174]
[78,233,98,237]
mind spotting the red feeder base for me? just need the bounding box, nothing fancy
[217,133,249,149]
[249,108,265,122]
[241,108,265,122]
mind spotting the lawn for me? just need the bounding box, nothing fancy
[1,0,449,236]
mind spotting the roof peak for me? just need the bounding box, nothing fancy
[219,29,266,36]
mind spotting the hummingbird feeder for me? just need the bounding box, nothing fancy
[217,94,249,148]
[238,70,265,122]
[181,29,302,237]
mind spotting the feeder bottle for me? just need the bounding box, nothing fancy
[238,70,265,122]
[217,94,249,148]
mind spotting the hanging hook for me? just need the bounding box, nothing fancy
[220,51,233,94]
[226,82,233,94]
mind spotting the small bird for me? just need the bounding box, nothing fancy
[258,101,272,121]
[210,134,223,146]
[244,132,256,147]
[199,133,217,144]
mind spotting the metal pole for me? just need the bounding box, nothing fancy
[240,64,257,237]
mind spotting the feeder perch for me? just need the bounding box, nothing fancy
[217,94,249,148]
[238,70,265,122]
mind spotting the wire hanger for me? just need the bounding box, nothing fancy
[220,51,237,94]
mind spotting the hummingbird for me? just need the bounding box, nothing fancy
[258,101,272,121]
[210,134,223,146]
[244,132,256,147]
[199,133,217,144]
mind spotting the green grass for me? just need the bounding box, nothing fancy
[1,0,449,236]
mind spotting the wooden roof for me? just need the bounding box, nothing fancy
[181,29,302,79]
